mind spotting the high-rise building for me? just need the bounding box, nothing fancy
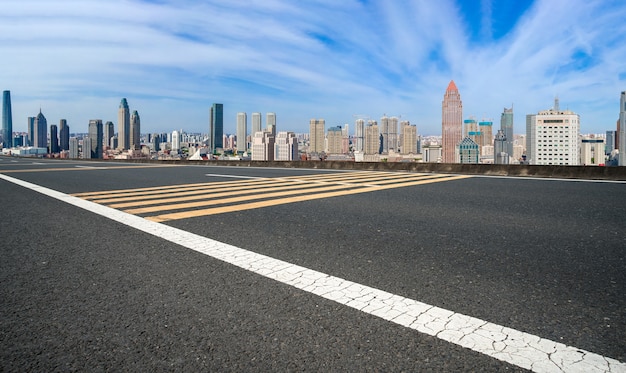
[478,120,493,148]
[236,112,247,152]
[69,137,79,158]
[50,124,59,153]
[327,126,343,154]
[354,119,365,152]
[171,130,180,153]
[309,119,325,154]
[118,98,130,150]
[130,110,140,150]
[401,121,417,154]
[251,131,275,161]
[501,107,514,159]
[33,110,47,149]
[59,119,70,151]
[27,117,35,146]
[103,121,114,149]
[364,121,380,155]
[457,137,479,163]
[2,91,12,148]
[88,119,103,159]
[380,116,390,153]
[209,103,224,153]
[151,133,161,152]
[266,112,276,136]
[251,112,262,135]
[275,131,298,161]
[581,137,605,165]
[605,130,616,156]
[388,116,398,153]
[494,129,509,164]
[618,91,626,166]
[526,98,580,165]
[82,137,92,159]
[442,80,463,163]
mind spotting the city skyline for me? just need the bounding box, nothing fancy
[1,1,626,135]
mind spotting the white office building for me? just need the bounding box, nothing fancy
[275,131,298,161]
[526,98,580,165]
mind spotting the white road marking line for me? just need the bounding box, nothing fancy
[1,172,624,373]
[205,173,266,179]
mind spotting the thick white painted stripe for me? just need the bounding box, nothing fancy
[1,172,624,373]
[205,173,266,179]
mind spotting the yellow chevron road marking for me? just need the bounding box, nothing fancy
[145,174,471,222]
[74,171,471,222]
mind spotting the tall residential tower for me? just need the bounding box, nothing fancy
[618,91,626,166]
[118,98,130,150]
[2,91,12,148]
[236,112,247,152]
[209,103,224,153]
[501,107,514,160]
[309,119,325,154]
[130,110,140,150]
[442,80,463,163]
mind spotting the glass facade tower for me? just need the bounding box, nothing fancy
[2,91,12,148]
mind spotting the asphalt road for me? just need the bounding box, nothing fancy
[1,157,625,372]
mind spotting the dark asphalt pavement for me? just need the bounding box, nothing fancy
[1,158,625,371]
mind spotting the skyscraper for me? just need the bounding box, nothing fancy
[401,121,417,155]
[274,131,298,161]
[33,110,47,149]
[27,117,35,146]
[118,98,130,150]
[209,103,223,153]
[380,115,390,153]
[130,110,140,150]
[251,131,275,161]
[354,119,365,152]
[327,126,343,154]
[494,129,509,164]
[618,91,626,166]
[251,112,262,135]
[236,112,247,152]
[50,124,59,153]
[69,137,79,158]
[364,120,380,155]
[88,119,103,159]
[103,121,114,149]
[59,119,70,151]
[501,107,514,161]
[442,80,463,163]
[2,91,12,148]
[309,119,325,154]
[171,130,180,153]
[526,98,580,165]
[266,112,276,136]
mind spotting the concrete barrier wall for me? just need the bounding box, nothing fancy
[100,158,626,180]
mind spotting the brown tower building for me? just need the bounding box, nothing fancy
[441,80,463,163]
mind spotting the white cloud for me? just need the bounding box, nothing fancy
[1,0,625,135]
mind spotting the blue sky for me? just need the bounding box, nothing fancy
[1,0,625,136]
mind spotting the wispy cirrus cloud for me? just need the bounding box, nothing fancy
[1,0,624,135]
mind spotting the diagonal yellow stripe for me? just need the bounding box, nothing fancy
[84,179,299,202]
[108,173,450,207]
[145,175,471,222]
[123,182,368,214]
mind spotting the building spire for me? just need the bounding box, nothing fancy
[446,80,458,92]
